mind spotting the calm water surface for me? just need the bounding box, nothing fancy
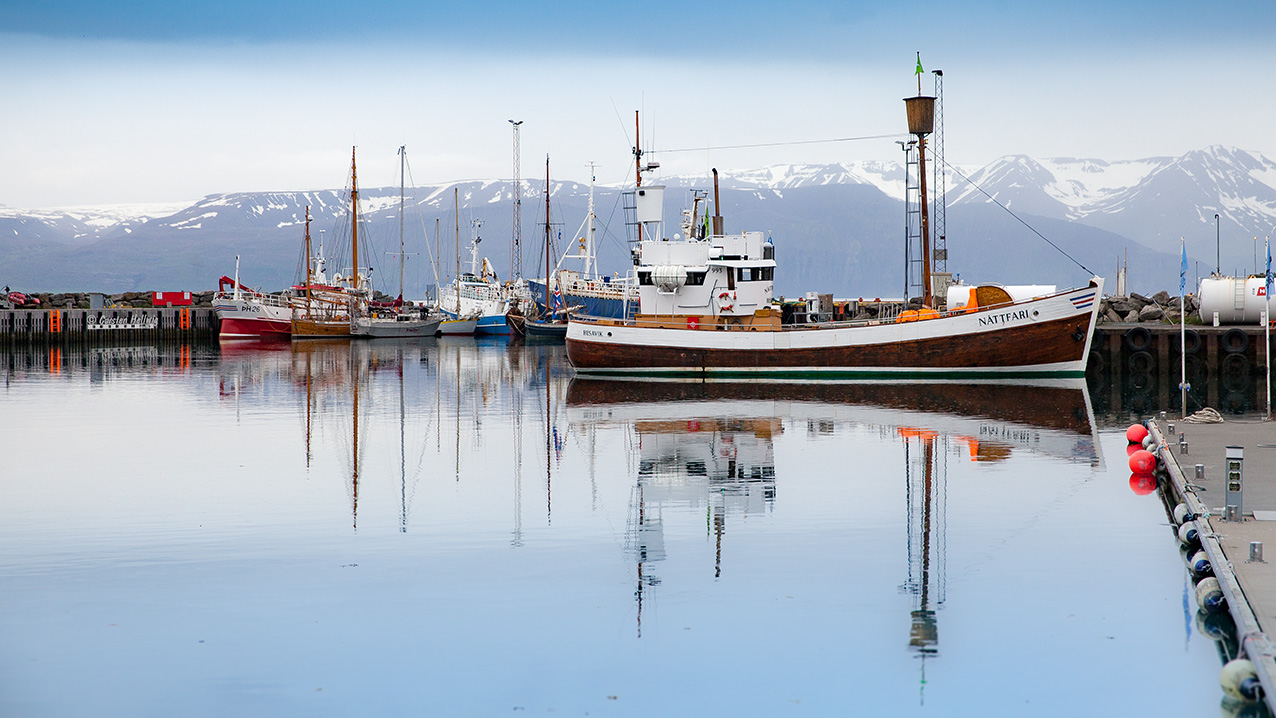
[0,340,1230,716]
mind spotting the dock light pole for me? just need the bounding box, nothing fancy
[1215,214,1221,275]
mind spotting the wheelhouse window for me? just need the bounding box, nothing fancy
[637,271,653,286]
[685,271,707,286]
[736,266,773,282]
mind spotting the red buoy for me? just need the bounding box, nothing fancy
[1126,424,1149,444]
[1129,449,1157,473]
[1129,473,1157,495]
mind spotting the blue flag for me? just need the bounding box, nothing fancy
[1179,240,1187,295]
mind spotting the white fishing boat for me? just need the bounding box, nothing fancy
[566,94,1103,377]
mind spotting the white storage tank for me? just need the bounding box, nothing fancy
[1199,276,1270,324]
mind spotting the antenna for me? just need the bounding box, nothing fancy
[510,120,524,280]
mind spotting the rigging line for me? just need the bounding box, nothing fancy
[656,132,908,154]
[940,157,1096,277]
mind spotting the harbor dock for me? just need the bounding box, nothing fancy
[0,307,219,344]
[1149,416,1276,712]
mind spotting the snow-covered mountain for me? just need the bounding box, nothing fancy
[4,146,1271,296]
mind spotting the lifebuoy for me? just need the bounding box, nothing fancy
[720,304,733,312]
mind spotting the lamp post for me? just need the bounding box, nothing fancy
[1215,213,1220,275]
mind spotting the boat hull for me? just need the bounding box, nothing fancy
[566,283,1101,377]
[352,317,442,338]
[474,314,512,335]
[213,299,292,339]
[524,319,568,339]
[292,317,353,338]
[438,317,479,335]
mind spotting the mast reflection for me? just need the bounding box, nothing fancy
[568,377,1101,650]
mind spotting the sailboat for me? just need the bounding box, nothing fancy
[437,189,483,335]
[293,147,368,338]
[524,155,569,339]
[352,146,443,338]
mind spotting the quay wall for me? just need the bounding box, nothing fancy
[0,308,219,345]
[1088,323,1271,416]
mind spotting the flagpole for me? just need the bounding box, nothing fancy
[1266,234,1271,421]
[1180,237,1188,419]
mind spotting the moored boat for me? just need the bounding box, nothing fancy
[566,95,1103,377]
[213,262,292,340]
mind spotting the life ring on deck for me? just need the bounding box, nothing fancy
[720,304,733,312]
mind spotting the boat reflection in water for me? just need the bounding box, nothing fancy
[567,375,1102,691]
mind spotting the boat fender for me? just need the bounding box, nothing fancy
[1173,503,1195,526]
[1124,326,1152,352]
[1126,424,1149,444]
[1189,549,1213,580]
[1220,659,1263,702]
[1195,609,1236,641]
[1178,521,1201,548]
[1128,449,1156,473]
[1195,576,1226,614]
[1222,328,1249,354]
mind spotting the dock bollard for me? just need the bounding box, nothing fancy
[1251,542,1264,563]
[1195,464,1205,480]
[1226,505,1240,522]
[1168,422,1176,436]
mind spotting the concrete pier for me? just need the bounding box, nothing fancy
[1149,416,1276,712]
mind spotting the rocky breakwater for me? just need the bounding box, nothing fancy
[1098,291,1200,324]
[5,291,218,309]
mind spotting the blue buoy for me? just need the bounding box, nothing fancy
[1220,659,1263,702]
[1195,577,1227,614]
[1178,521,1201,549]
[1173,503,1195,526]
[1190,550,1213,580]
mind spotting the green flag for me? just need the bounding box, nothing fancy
[915,52,923,75]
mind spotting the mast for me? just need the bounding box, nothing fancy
[398,145,406,301]
[586,162,597,278]
[904,73,937,308]
[304,207,312,308]
[455,188,460,314]
[351,146,360,297]
[634,110,642,243]
[544,155,551,315]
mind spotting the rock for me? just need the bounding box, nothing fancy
[1104,308,1122,324]
[1153,290,1171,304]
[1129,293,1152,309]
[1123,309,1141,322]
[1139,304,1165,321]
[1109,298,1134,315]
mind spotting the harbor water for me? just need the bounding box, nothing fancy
[0,339,1235,716]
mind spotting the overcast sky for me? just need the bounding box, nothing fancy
[3,0,1274,208]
